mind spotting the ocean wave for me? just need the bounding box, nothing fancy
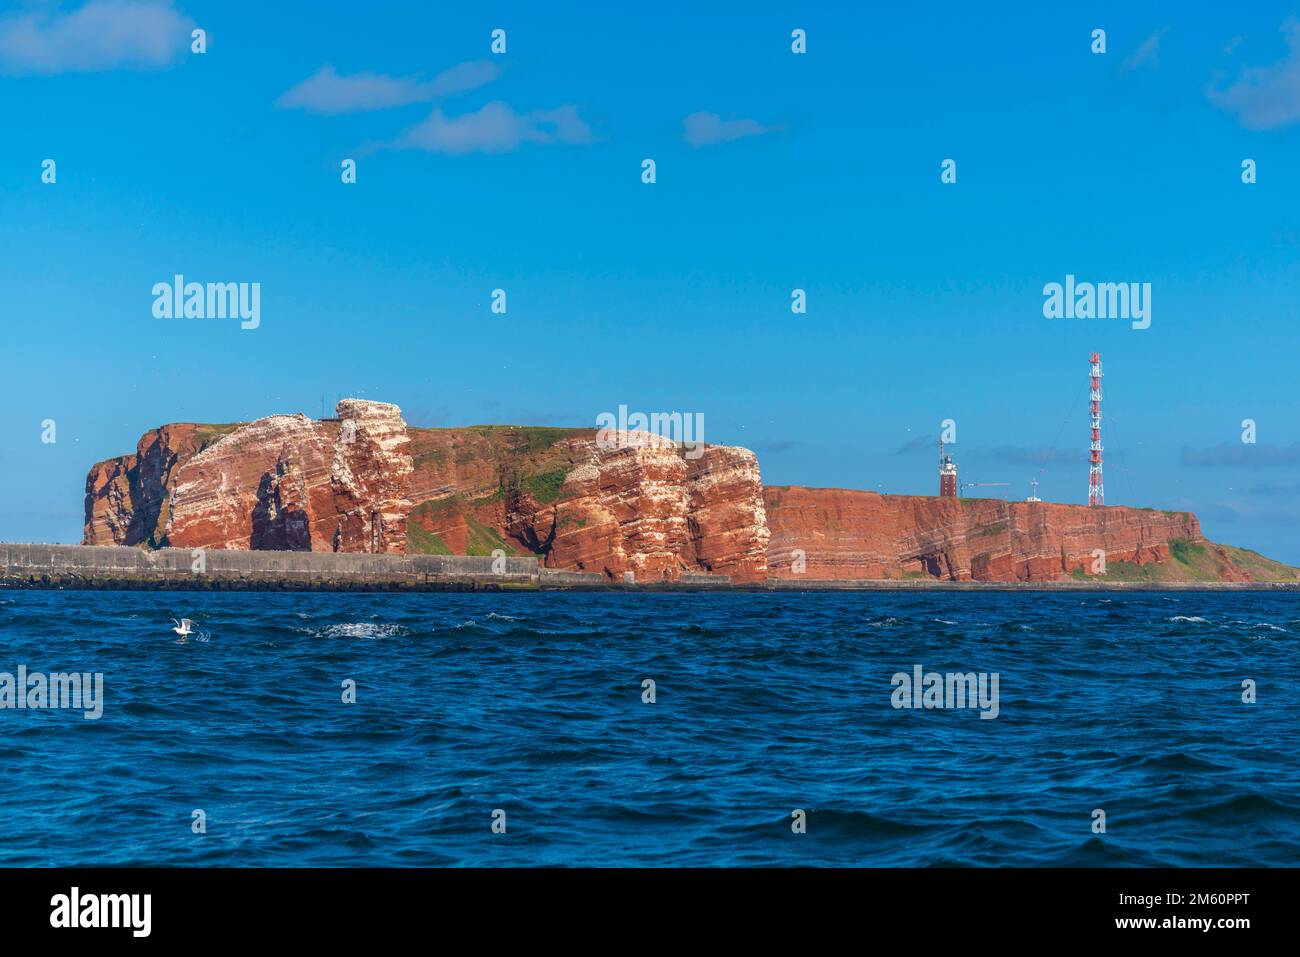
[1134,750,1229,773]
[441,619,491,632]
[315,622,412,639]
[1180,791,1297,821]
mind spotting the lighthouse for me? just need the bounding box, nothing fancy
[939,439,958,497]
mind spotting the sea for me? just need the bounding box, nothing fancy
[0,590,1296,867]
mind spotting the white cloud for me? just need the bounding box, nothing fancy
[277,60,500,115]
[396,101,593,155]
[682,111,781,148]
[0,0,192,75]
[1209,20,1300,129]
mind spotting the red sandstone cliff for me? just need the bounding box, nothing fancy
[522,434,768,582]
[83,405,769,581]
[84,423,240,547]
[763,486,1252,583]
[86,401,412,555]
[404,428,768,582]
[82,400,1289,584]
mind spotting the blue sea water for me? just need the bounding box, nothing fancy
[0,590,1296,867]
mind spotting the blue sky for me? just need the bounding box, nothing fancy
[3,1,1300,563]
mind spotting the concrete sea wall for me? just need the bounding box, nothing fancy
[1,543,1294,591]
[0,543,732,591]
[0,543,540,591]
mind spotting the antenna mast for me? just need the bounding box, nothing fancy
[1088,353,1104,506]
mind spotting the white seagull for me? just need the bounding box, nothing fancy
[171,618,195,640]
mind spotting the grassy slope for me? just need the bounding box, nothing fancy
[405,427,590,556]
[405,522,452,555]
[1071,538,1300,583]
[409,426,588,474]
[1214,543,1300,582]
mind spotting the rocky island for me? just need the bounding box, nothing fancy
[37,397,1290,591]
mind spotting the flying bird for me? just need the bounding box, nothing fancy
[171,618,211,643]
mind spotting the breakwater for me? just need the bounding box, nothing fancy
[2,543,1296,591]
[0,543,540,591]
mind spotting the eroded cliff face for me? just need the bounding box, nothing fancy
[328,399,414,554]
[540,434,767,582]
[405,429,770,583]
[764,486,1208,582]
[85,401,412,553]
[686,445,770,581]
[83,423,240,546]
[83,400,1270,583]
[81,407,770,580]
[169,413,332,550]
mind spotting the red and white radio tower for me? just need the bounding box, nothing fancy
[1088,352,1104,506]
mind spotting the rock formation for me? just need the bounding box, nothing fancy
[83,423,240,547]
[535,434,768,583]
[764,486,1214,581]
[83,399,1289,583]
[86,401,412,554]
[685,445,770,581]
[406,428,769,582]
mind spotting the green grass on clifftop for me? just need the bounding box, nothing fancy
[1216,544,1300,582]
[1071,537,1300,583]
